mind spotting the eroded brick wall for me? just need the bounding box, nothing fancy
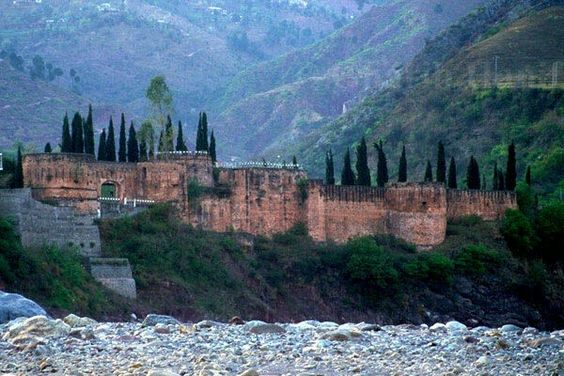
[307,183,447,247]
[23,153,213,214]
[447,189,517,221]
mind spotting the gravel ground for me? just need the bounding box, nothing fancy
[0,315,563,376]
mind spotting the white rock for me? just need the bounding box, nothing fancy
[429,323,446,332]
[500,324,522,334]
[63,314,97,328]
[445,321,467,333]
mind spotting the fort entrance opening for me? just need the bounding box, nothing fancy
[101,182,118,198]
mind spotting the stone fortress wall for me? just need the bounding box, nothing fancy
[21,153,517,248]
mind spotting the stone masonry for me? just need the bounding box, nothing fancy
[22,152,518,248]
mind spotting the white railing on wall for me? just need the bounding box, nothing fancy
[218,161,302,170]
[156,150,208,156]
[98,197,156,207]
[0,153,3,171]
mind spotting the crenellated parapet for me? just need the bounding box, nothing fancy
[447,189,517,221]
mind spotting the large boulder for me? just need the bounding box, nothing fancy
[63,314,97,328]
[2,315,71,350]
[142,314,181,327]
[0,291,47,324]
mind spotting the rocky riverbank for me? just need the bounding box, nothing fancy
[1,314,563,375]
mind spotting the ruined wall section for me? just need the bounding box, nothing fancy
[308,183,447,247]
[190,168,307,236]
[23,153,214,214]
[447,189,517,221]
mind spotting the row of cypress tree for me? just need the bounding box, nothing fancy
[49,108,217,164]
[327,138,520,191]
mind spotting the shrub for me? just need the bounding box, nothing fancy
[454,244,503,276]
[346,237,399,289]
[404,253,454,284]
[516,182,536,218]
[501,209,536,258]
[536,201,564,264]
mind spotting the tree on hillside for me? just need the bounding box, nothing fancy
[61,113,72,153]
[374,141,388,187]
[355,137,371,186]
[44,143,52,153]
[325,150,335,185]
[127,122,139,163]
[398,145,407,183]
[139,121,155,160]
[498,169,505,191]
[97,129,107,161]
[176,121,187,152]
[209,130,217,164]
[118,113,127,162]
[424,160,433,182]
[493,162,499,190]
[447,157,457,189]
[13,146,23,188]
[292,155,298,167]
[71,112,84,154]
[146,76,173,136]
[106,117,116,162]
[84,105,95,155]
[466,156,481,190]
[526,165,532,186]
[341,149,356,186]
[158,130,164,153]
[436,141,446,184]
[506,142,517,190]
[139,141,148,162]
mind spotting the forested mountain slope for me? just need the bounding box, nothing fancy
[290,1,564,196]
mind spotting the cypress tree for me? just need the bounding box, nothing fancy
[493,163,499,190]
[482,174,487,190]
[506,142,517,190]
[355,137,371,186]
[325,150,335,185]
[61,113,72,153]
[292,155,298,167]
[341,149,356,186]
[436,141,446,183]
[176,121,187,151]
[163,115,174,152]
[526,165,531,186]
[13,145,24,188]
[424,160,433,182]
[158,130,164,153]
[498,169,505,191]
[71,112,84,153]
[118,113,127,162]
[127,122,139,163]
[447,157,457,189]
[98,129,107,161]
[84,104,95,155]
[201,112,209,151]
[466,156,481,189]
[375,141,388,187]
[106,117,116,162]
[209,130,217,163]
[398,145,407,183]
[44,143,52,153]
[195,113,203,151]
[139,140,148,162]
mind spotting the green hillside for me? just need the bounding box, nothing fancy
[291,3,564,197]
